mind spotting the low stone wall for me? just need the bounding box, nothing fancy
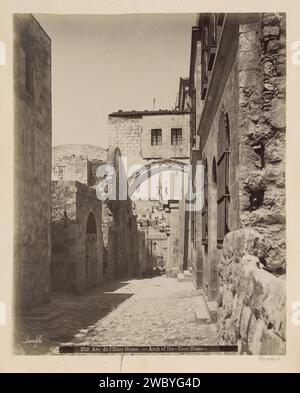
[218,229,285,355]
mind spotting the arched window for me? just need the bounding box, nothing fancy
[217,112,230,245]
[86,212,97,234]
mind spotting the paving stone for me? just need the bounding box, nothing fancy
[15,277,218,354]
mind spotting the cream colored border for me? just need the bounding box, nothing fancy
[0,0,299,373]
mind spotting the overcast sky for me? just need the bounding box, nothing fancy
[35,14,196,148]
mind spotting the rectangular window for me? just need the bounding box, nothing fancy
[151,129,162,146]
[171,128,182,145]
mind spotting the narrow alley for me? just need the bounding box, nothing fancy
[16,276,217,355]
[13,12,286,357]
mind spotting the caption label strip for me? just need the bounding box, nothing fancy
[59,345,238,354]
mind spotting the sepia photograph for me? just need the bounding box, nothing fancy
[11,11,287,357]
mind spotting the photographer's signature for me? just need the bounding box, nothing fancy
[22,335,43,347]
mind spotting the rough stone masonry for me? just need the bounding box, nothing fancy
[218,13,286,354]
[14,14,52,310]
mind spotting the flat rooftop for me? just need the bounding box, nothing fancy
[109,109,190,118]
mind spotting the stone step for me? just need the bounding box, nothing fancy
[194,296,212,323]
[206,300,218,323]
[177,273,192,282]
[183,269,192,278]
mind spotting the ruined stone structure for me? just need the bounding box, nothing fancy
[52,144,107,185]
[187,13,286,354]
[14,15,51,310]
[51,181,104,293]
[51,144,153,291]
[51,145,107,292]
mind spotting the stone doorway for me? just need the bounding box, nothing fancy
[85,212,97,289]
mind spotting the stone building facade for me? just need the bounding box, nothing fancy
[108,110,190,160]
[187,13,286,354]
[108,110,191,277]
[14,14,51,310]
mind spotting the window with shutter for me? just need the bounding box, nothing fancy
[201,24,209,99]
[151,129,162,146]
[207,14,217,70]
[171,128,182,145]
[217,112,230,245]
[201,159,208,245]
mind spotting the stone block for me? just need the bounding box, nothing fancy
[239,70,257,88]
[263,26,280,40]
[263,14,281,27]
[239,51,259,71]
[239,31,257,51]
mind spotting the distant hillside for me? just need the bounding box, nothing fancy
[52,144,107,161]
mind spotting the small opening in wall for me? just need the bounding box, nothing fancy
[249,189,265,211]
[267,322,274,330]
[86,212,97,234]
[212,156,217,184]
[253,144,265,169]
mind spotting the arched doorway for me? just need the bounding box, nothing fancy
[85,212,97,288]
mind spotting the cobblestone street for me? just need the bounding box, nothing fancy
[16,276,217,354]
[69,276,217,348]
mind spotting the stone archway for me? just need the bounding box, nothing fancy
[127,159,190,202]
[85,212,97,288]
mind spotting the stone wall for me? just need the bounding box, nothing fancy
[141,114,190,159]
[52,144,107,162]
[218,13,286,354]
[51,181,104,293]
[52,144,107,186]
[239,13,286,272]
[14,14,52,310]
[108,117,142,157]
[199,46,240,301]
[52,155,90,184]
[218,229,285,354]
